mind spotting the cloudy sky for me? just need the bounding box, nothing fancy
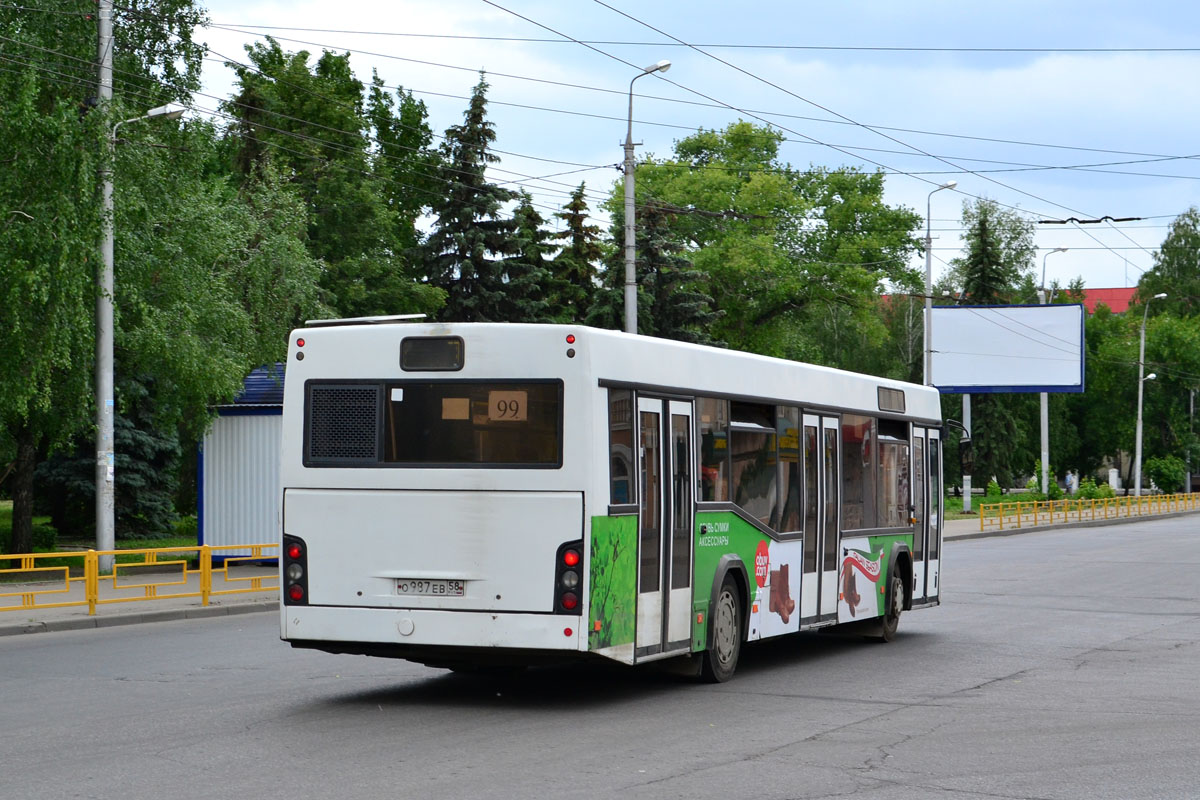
[193,0,1200,290]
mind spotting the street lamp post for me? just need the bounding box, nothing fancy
[96,102,185,571]
[623,59,670,335]
[923,180,956,386]
[1038,247,1068,495]
[1133,292,1168,497]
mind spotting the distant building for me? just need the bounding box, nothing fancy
[198,365,284,558]
[1080,287,1136,314]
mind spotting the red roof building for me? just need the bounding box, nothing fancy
[1080,287,1136,314]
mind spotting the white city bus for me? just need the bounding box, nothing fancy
[279,319,944,681]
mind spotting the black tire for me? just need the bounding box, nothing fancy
[701,575,743,682]
[876,573,904,642]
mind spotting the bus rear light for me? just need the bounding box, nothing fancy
[566,334,575,344]
[296,338,305,347]
[283,533,309,606]
[553,540,584,616]
[564,627,573,637]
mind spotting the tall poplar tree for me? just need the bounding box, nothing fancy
[0,1,205,552]
[1136,207,1200,319]
[224,41,442,319]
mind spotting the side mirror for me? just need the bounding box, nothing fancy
[941,419,973,476]
[959,437,974,475]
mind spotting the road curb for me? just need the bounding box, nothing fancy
[3,510,1196,637]
[0,599,278,637]
[945,507,1200,542]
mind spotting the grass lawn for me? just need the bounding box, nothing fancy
[1,500,201,565]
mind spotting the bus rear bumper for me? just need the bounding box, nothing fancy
[282,605,585,655]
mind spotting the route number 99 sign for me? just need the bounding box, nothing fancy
[488,390,528,421]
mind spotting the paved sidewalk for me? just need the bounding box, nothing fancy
[942,506,1200,541]
[3,510,1195,638]
[0,564,278,637]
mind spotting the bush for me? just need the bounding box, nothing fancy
[1143,456,1187,493]
[173,515,198,541]
[986,479,1002,498]
[1077,477,1116,500]
[31,523,57,551]
[1027,459,1064,501]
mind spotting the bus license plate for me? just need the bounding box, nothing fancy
[396,579,465,597]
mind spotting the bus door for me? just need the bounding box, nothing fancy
[912,427,928,601]
[800,414,841,623]
[635,397,694,658]
[926,429,943,600]
[819,416,841,620]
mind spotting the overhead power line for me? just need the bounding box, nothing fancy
[195,20,1200,166]
[199,22,1200,54]
[586,0,1160,271]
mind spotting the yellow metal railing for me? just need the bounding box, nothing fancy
[978,493,1200,532]
[0,544,278,615]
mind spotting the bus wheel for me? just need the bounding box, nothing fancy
[701,576,743,682]
[876,574,904,642]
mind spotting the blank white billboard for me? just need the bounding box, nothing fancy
[930,304,1085,393]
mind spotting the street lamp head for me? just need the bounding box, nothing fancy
[941,180,957,190]
[1145,373,1157,382]
[643,60,671,75]
[1154,292,1168,300]
[146,102,186,120]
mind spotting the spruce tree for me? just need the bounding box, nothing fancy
[548,183,602,323]
[499,194,553,322]
[422,75,519,322]
[949,198,1037,489]
[587,203,720,344]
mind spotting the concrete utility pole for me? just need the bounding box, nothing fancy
[623,59,670,335]
[1134,293,1167,497]
[97,0,116,573]
[1038,247,1068,495]
[96,3,183,571]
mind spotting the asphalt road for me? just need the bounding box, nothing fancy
[2,515,1198,800]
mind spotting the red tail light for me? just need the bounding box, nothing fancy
[561,592,578,610]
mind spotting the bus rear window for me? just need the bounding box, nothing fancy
[383,381,562,466]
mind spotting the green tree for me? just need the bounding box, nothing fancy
[547,183,603,323]
[224,40,442,319]
[498,193,553,322]
[947,198,1038,489]
[422,75,520,322]
[1136,207,1200,318]
[589,204,720,344]
[786,168,923,373]
[0,1,205,553]
[604,122,921,365]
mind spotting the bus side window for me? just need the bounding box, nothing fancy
[696,397,729,502]
[776,406,801,533]
[803,425,818,573]
[609,389,634,504]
